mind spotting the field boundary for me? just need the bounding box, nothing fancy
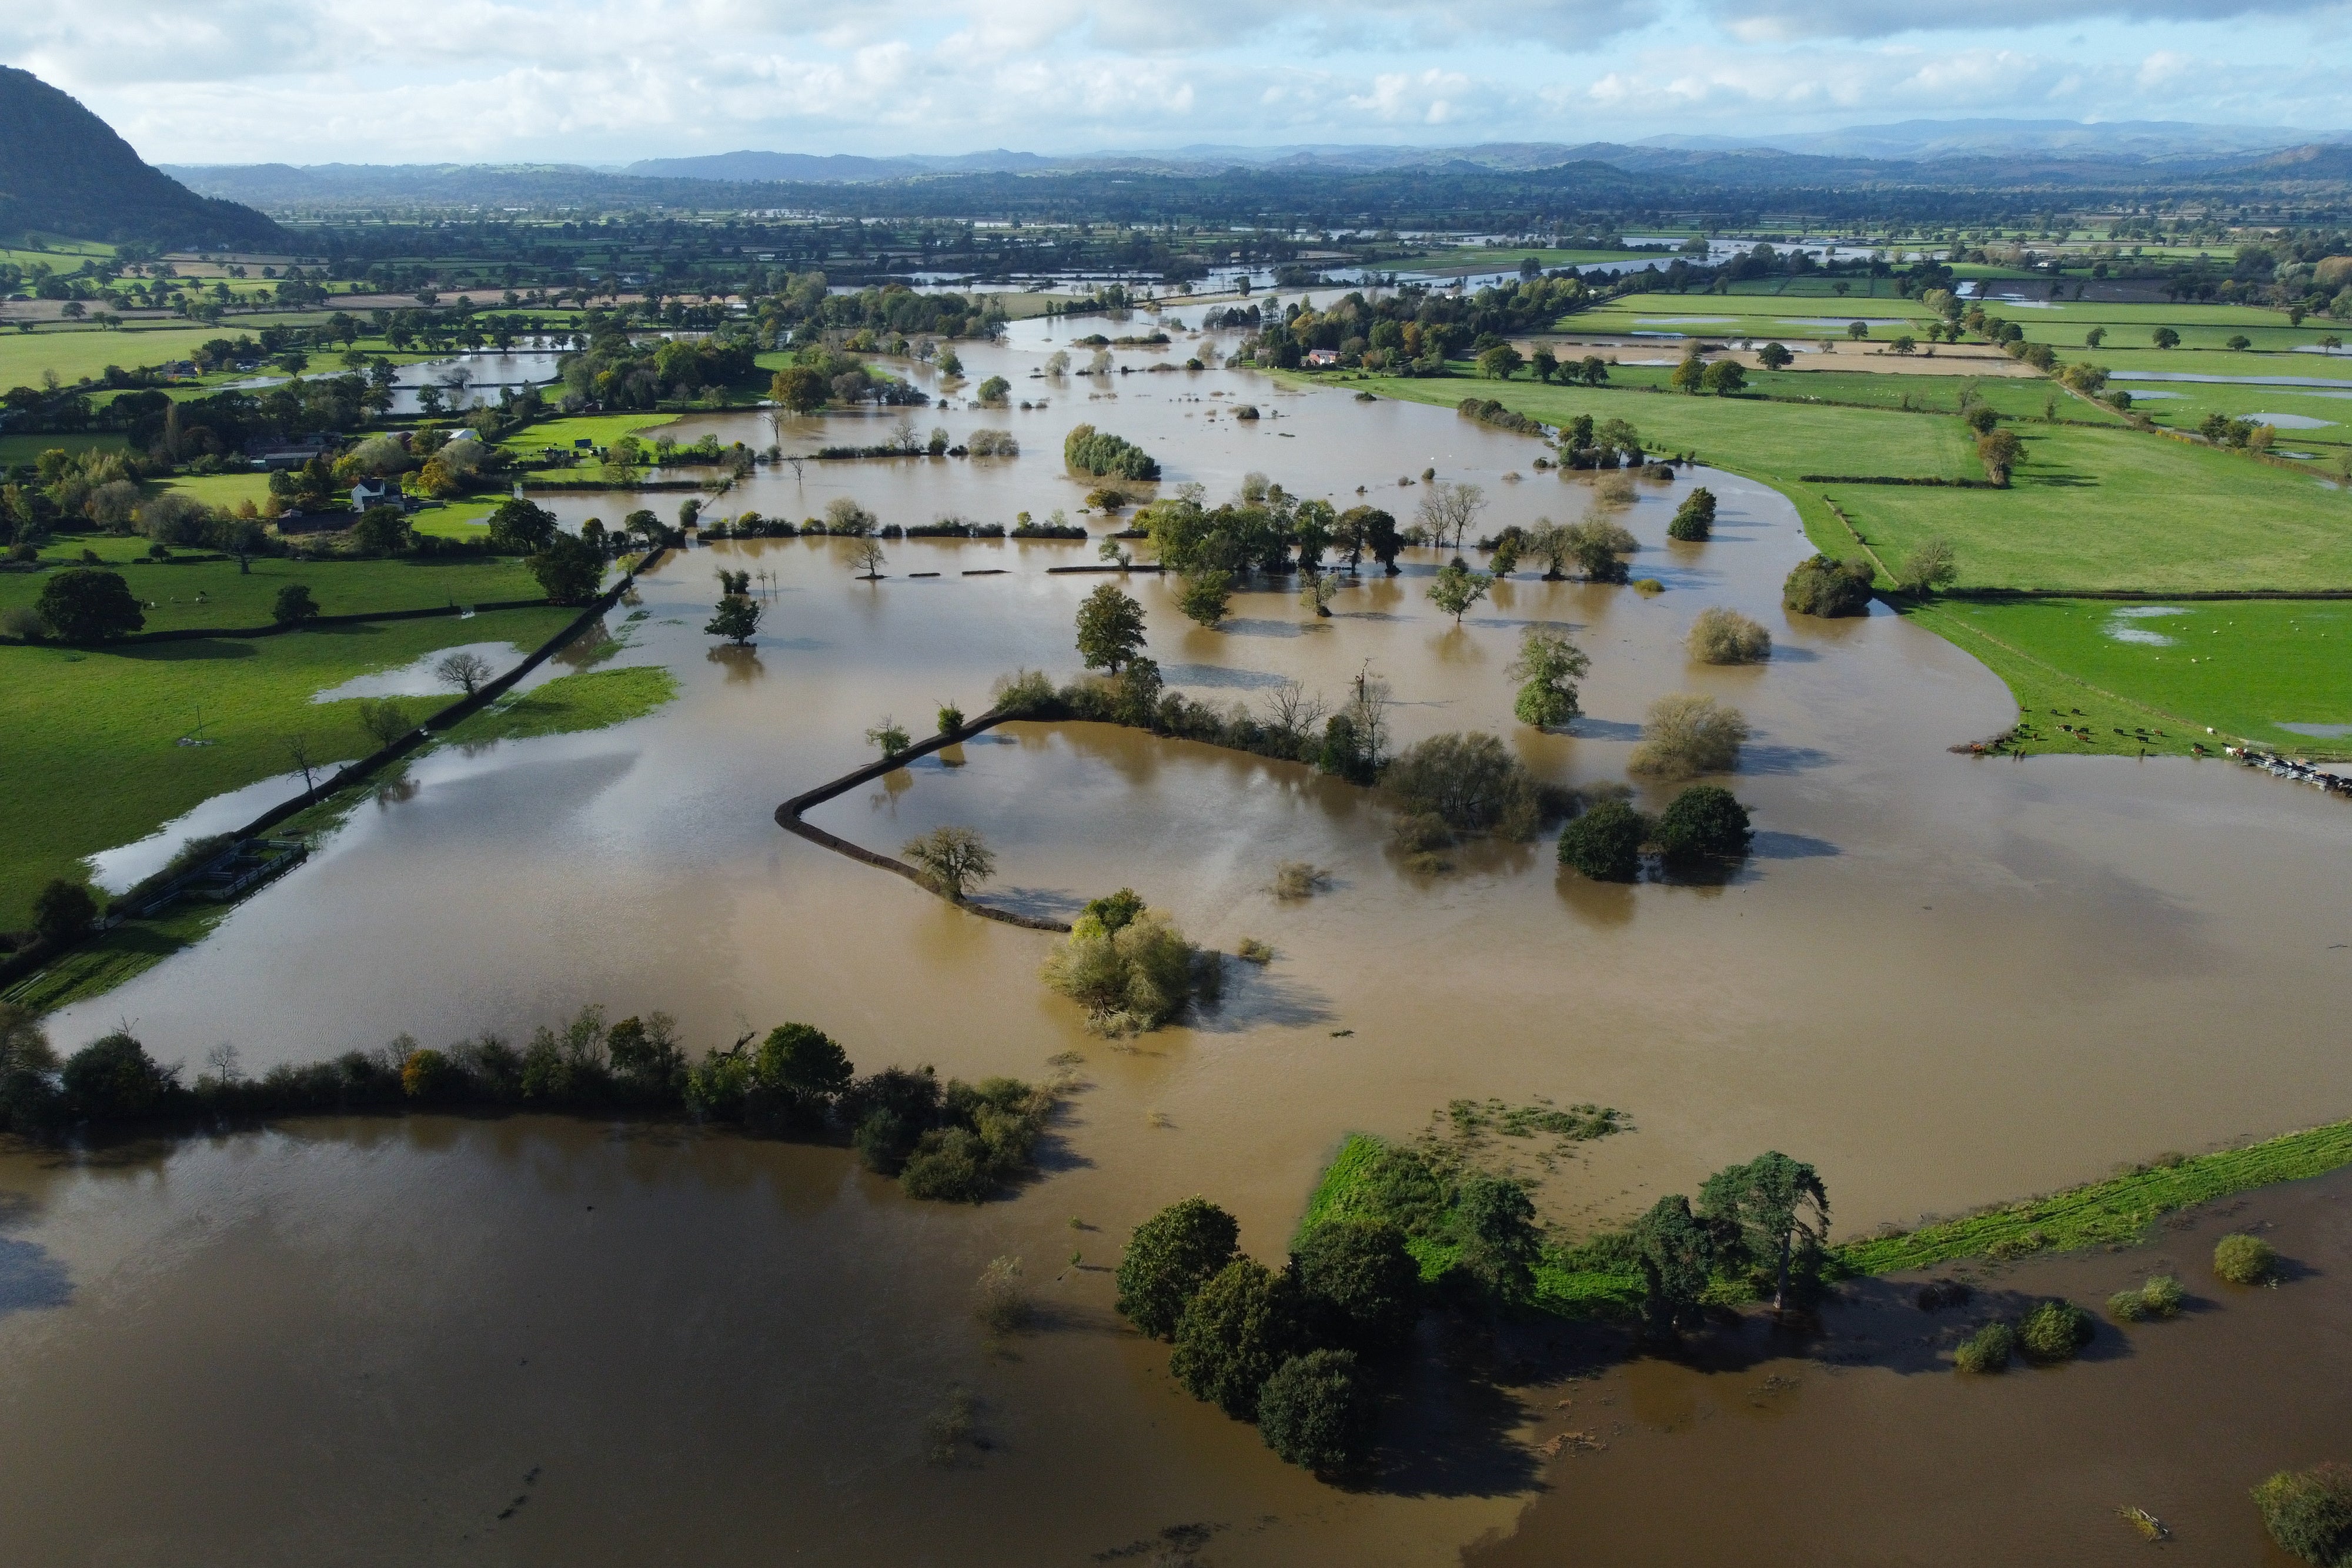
[773,712,1075,933]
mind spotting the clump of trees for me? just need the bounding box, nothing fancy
[1557,785,1752,881]
[1040,890,1218,1035]
[33,567,145,642]
[1687,607,1770,664]
[1667,487,1717,542]
[1382,732,1558,842]
[2106,1274,2185,1322]
[0,1004,1055,1202]
[705,571,764,643]
[1629,694,1749,779]
[1064,424,1161,480]
[1507,627,1589,727]
[1782,554,1875,617]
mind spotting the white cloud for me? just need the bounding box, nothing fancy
[6,0,2351,162]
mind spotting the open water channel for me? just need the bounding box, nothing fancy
[4,318,2349,1564]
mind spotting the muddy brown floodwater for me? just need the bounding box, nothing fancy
[6,315,2350,1564]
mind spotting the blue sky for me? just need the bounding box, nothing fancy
[9,0,2351,163]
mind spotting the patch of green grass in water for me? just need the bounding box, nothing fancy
[2,902,227,1015]
[445,665,679,744]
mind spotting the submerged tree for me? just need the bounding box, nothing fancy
[1075,582,1149,672]
[1177,569,1234,628]
[1506,627,1589,728]
[1698,1151,1830,1311]
[706,592,764,644]
[1117,1196,1241,1339]
[902,825,996,902]
[1427,560,1493,624]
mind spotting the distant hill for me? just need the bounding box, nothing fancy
[0,66,285,249]
[620,149,1050,182]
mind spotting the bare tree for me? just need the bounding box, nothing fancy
[1415,480,1488,554]
[1262,680,1329,742]
[289,734,318,798]
[356,697,415,751]
[902,825,997,902]
[850,537,888,579]
[435,650,493,695]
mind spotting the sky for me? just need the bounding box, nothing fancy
[8,0,2352,165]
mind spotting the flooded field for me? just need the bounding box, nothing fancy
[6,324,2350,1564]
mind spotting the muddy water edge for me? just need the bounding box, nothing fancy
[5,318,2351,1564]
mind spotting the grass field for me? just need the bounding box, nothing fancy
[1916,599,2352,753]
[1407,247,1666,272]
[1586,363,2125,423]
[1826,422,2352,592]
[2,550,546,633]
[496,410,680,457]
[0,607,577,929]
[0,326,240,388]
[0,432,129,466]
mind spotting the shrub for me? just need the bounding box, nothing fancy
[1688,606,1770,664]
[1953,1321,2016,1373]
[1783,553,1875,617]
[900,1126,994,1201]
[2109,1275,2186,1322]
[1653,785,1752,861]
[1667,487,1717,541]
[2214,1232,2278,1285]
[1258,1349,1375,1475]
[1558,800,1648,881]
[2018,1298,2094,1363]
[1170,1258,1306,1419]
[1629,694,1748,780]
[1381,732,1544,838]
[1117,1197,1241,1339]
[1271,860,1325,899]
[2253,1463,2352,1566]
[973,1255,1030,1334]
[1292,1218,1421,1355]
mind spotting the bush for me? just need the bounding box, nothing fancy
[1558,800,1649,881]
[1629,694,1748,780]
[973,1255,1030,1334]
[1258,1349,1375,1475]
[1117,1197,1241,1339]
[1783,554,1875,617]
[2253,1463,2352,1566]
[1272,860,1325,899]
[1064,423,1161,480]
[1040,907,1204,1034]
[272,583,320,626]
[2018,1298,2093,1363]
[2214,1232,2278,1285]
[900,1126,994,1200]
[1667,487,1716,541]
[1381,732,1544,839]
[1653,785,1752,861]
[1953,1321,2016,1373]
[2109,1274,2186,1322]
[1170,1258,1306,1419]
[1688,606,1770,664]
[1292,1218,1421,1354]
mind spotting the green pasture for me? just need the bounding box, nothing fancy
[1827,423,2352,592]
[0,326,237,388]
[1917,599,2352,753]
[1589,363,2124,424]
[2094,347,2352,380]
[0,432,128,466]
[497,410,679,457]
[2114,384,2352,452]
[445,664,679,744]
[2,550,545,634]
[1407,247,1663,272]
[0,607,576,929]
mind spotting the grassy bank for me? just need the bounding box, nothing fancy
[1301,1115,2352,1322]
[0,607,577,928]
[1916,598,2352,755]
